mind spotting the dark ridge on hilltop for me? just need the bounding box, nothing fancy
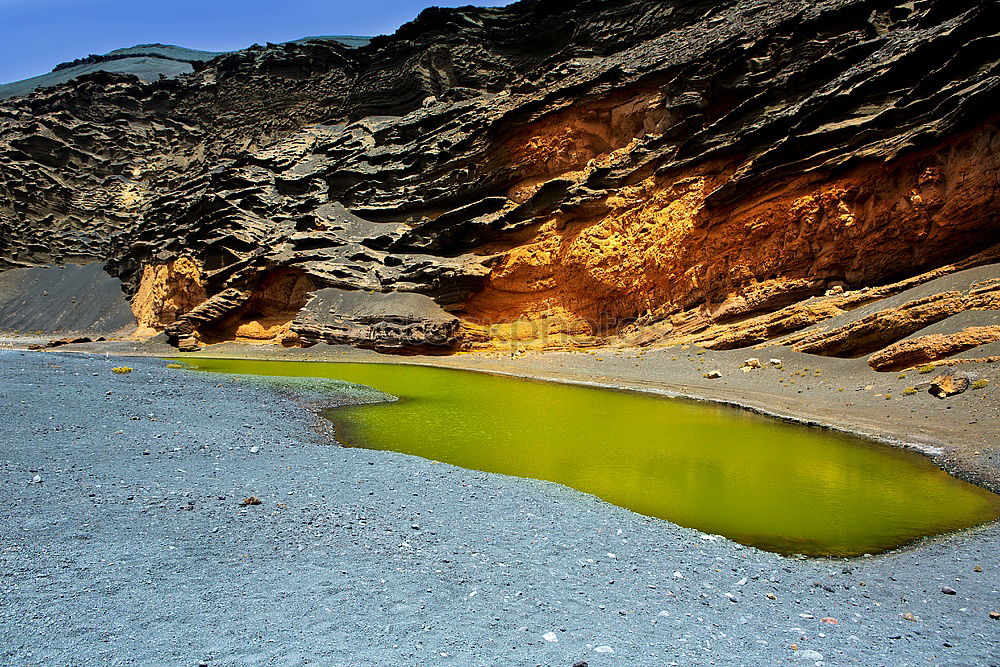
[0,37,371,101]
[50,45,223,73]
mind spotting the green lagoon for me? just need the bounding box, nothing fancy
[177,358,1000,557]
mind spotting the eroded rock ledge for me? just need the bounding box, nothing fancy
[0,0,997,363]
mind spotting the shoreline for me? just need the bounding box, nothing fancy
[421,363,997,495]
[176,356,1000,564]
[19,346,1000,559]
[15,333,997,495]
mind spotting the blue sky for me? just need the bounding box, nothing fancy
[0,0,508,84]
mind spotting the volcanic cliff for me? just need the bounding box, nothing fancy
[1,0,998,367]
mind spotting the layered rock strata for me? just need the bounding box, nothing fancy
[0,0,997,361]
[868,326,1000,371]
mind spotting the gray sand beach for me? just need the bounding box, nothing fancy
[1,350,997,666]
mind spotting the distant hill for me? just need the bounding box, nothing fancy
[292,36,371,49]
[0,37,371,101]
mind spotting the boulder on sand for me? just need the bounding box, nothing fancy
[928,372,970,398]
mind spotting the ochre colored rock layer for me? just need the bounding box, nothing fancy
[692,249,1000,351]
[868,326,1000,371]
[790,280,999,358]
[461,126,1000,347]
[130,257,207,335]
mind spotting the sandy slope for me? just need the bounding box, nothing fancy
[0,263,134,334]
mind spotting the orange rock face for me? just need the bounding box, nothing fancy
[460,123,1000,348]
[868,326,1000,371]
[130,257,207,335]
[789,280,999,358]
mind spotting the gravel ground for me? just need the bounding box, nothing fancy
[1,350,998,666]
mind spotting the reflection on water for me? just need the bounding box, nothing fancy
[178,358,1000,557]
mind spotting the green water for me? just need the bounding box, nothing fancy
[177,358,1000,557]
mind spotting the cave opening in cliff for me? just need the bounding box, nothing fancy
[199,269,315,346]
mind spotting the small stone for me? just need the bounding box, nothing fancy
[593,646,614,654]
[249,446,259,454]
[941,586,957,595]
[542,632,558,643]
[769,358,783,366]
[766,593,777,600]
[572,662,589,667]
[30,474,42,484]
[973,565,982,573]
[797,649,823,661]
[820,617,838,624]
[278,331,301,348]
[989,611,999,620]
[703,370,722,379]
[901,612,919,621]
[176,336,200,352]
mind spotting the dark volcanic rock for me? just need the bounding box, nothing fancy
[293,288,461,352]
[163,288,249,344]
[0,0,998,352]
